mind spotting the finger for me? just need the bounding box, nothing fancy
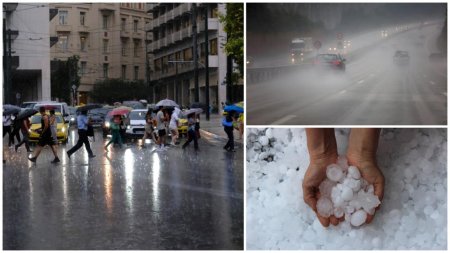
[366,213,375,224]
[374,175,385,202]
[330,215,339,226]
[317,214,330,227]
[302,185,318,212]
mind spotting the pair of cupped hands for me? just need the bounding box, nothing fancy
[302,129,385,227]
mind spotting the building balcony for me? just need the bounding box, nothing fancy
[98,3,116,13]
[145,21,153,32]
[120,30,130,38]
[150,40,160,52]
[132,31,143,39]
[78,26,90,33]
[178,3,191,15]
[56,25,72,32]
[146,3,158,13]
[198,18,219,32]
[181,26,192,39]
[172,30,182,43]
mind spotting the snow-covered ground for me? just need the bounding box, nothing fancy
[246,128,447,250]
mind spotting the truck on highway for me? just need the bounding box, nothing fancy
[290,37,313,64]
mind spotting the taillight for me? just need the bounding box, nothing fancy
[333,60,340,65]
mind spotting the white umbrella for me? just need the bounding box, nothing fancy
[182,108,203,116]
[156,99,179,108]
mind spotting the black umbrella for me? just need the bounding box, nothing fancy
[16,109,38,121]
[3,104,21,116]
[76,104,102,112]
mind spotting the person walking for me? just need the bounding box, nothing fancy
[104,115,123,151]
[28,107,60,163]
[15,116,32,152]
[141,111,156,148]
[49,109,58,144]
[169,108,180,145]
[67,110,96,159]
[182,112,199,151]
[3,114,13,147]
[155,107,167,151]
[10,113,22,146]
[223,111,236,152]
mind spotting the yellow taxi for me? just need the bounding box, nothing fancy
[29,112,69,144]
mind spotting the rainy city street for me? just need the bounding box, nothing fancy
[3,128,243,250]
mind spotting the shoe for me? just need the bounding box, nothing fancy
[223,146,230,151]
[51,157,60,163]
[28,157,37,163]
[89,154,96,158]
[14,145,18,152]
[67,151,71,159]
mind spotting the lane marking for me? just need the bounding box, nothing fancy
[271,115,297,125]
[429,81,435,85]
[357,79,365,84]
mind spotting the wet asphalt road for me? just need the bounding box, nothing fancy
[247,24,446,125]
[3,128,243,250]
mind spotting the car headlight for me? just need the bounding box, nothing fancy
[127,125,130,129]
[61,127,65,132]
[291,58,295,63]
[105,122,110,128]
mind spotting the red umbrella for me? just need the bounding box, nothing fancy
[108,108,131,116]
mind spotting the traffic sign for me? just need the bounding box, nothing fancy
[314,40,322,50]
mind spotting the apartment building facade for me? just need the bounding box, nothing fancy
[50,3,151,104]
[3,3,51,104]
[147,3,237,110]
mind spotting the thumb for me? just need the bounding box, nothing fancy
[302,184,318,212]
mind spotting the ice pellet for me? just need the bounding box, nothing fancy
[350,210,367,227]
[326,164,344,182]
[317,197,333,218]
[259,136,269,146]
[348,166,361,179]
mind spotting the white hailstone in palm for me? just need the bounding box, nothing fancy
[334,207,344,218]
[258,136,269,146]
[317,197,333,218]
[350,210,367,227]
[326,164,344,182]
[341,185,354,201]
[319,179,335,198]
[348,166,361,179]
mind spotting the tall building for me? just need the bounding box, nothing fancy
[146,3,241,110]
[49,3,151,104]
[3,3,51,104]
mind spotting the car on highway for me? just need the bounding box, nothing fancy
[125,109,147,140]
[29,112,69,144]
[314,53,346,71]
[393,50,410,65]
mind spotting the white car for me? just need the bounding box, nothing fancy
[125,109,147,140]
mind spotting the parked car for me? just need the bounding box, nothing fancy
[314,54,346,71]
[29,112,69,144]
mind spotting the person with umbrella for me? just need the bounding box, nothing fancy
[222,111,236,152]
[14,112,34,152]
[155,106,168,151]
[67,109,96,159]
[10,112,22,146]
[3,114,13,147]
[28,106,61,163]
[169,107,180,146]
[182,112,199,151]
[104,115,123,151]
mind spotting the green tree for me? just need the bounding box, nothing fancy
[51,55,79,103]
[220,3,244,77]
[90,79,149,104]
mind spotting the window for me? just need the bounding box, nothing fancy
[80,61,87,76]
[134,40,139,57]
[176,51,182,60]
[210,4,219,18]
[134,66,139,80]
[103,63,109,78]
[200,42,206,58]
[183,47,193,61]
[121,65,127,79]
[80,36,87,51]
[121,40,127,56]
[59,10,68,25]
[80,12,86,25]
[103,39,109,54]
[102,15,108,29]
[133,20,138,32]
[210,38,218,55]
[121,18,126,31]
[162,56,168,73]
[154,58,161,71]
[59,35,68,52]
